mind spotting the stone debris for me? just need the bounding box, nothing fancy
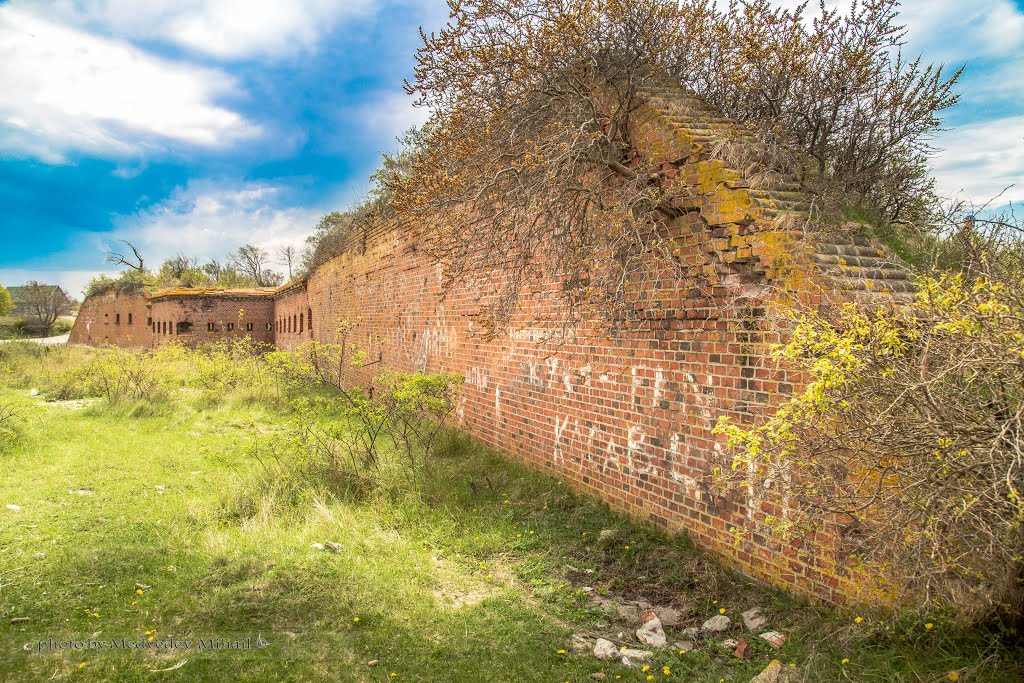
[134,583,152,591]
[6,504,22,511]
[636,611,667,648]
[32,552,45,560]
[323,541,344,553]
[593,638,619,660]
[598,529,618,540]
[742,607,768,631]
[749,659,783,683]
[29,389,38,396]
[309,543,325,550]
[617,603,641,623]
[68,489,94,495]
[673,640,695,652]
[367,660,380,667]
[679,627,700,640]
[654,606,682,626]
[721,638,739,649]
[570,634,592,653]
[619,648,654,667]
[590,674,606,681]
[733,639,750,658]
[702,615,732,632]
[759,631,787,649]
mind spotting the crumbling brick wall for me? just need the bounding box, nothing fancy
[68,290,151,348]
[150,295,275,347]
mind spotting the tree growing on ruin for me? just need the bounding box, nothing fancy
[105,240,145,272]
[389,0,961,335]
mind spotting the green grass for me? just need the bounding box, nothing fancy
[1,349,1022,682]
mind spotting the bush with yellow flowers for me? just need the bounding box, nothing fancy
[715,271,1024,621]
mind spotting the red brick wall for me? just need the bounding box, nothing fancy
[273,285,313,350]
[68,290,152,348]
[150,296,275,348]
[296,215,858,603]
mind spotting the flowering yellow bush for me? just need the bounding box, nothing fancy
[715,272,1024,620]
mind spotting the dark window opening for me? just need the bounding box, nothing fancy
[207,322,215,332]
[115,313,120,325]
[147,317,152,327]
[246,322,253,331]
[299,313,303,333]
[267,322,273,331]
[127,313,133,325]
[227,322,234,331]
[176,321,192,335]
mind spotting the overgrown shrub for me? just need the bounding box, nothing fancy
[715,273,1024,621]
[0,401,22,453]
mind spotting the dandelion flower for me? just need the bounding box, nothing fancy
[712,600,718,605]
[517,533,522,538]
[353,617,360,623]
[663,665,671,675]
[646,677,654,681]
[719,608,726,614]
[529,530,534,535]
[948,673,959,681]
[136,589,143,595]
[148,636,155,642]
[678,649,686,655]
[78,663,86,669]
[624,545,630,550]
[642,665,650,672]
[557,649,566,654]
[131,601,137,606]
[925,623,934,630]
[841,658,849,664]
[854,616,863,624]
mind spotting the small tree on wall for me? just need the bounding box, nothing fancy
[387,0,961,336]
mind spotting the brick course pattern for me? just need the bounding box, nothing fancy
[69,86,913,604]
[68,289,151,348]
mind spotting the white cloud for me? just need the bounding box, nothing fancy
[899,0,1024,63]
[930,115,1024,206]
[30,0,380,60]
[105,180,323,267]
[0,6,258,162]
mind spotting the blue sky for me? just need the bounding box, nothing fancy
[1,0,1022,298]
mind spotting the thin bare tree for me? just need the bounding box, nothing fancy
[105,240,145,272]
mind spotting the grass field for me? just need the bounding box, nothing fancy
[0,343,1021,682]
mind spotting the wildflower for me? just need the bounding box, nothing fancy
[719,608,726,614]
[841,658,849,664]
[136,589,143,595]
[642,665,650,672]
[925,623,934,630]
[557,649,566,654]
[148,636,155,642]
[529,530,534,535]
[131,601,137,606]
[712,600,718,605]
[390,674,397,678]
[77,663,86,669]
[517,533,522,538]
[353,617,360,623]
[663,665,671,675]
[581,531,587,536]
[678,649,686,655]
[647,677,654,681]
[854,616,863,624]
[624,545,630,550]
[948,673,959,681]
[789,663,796,667]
